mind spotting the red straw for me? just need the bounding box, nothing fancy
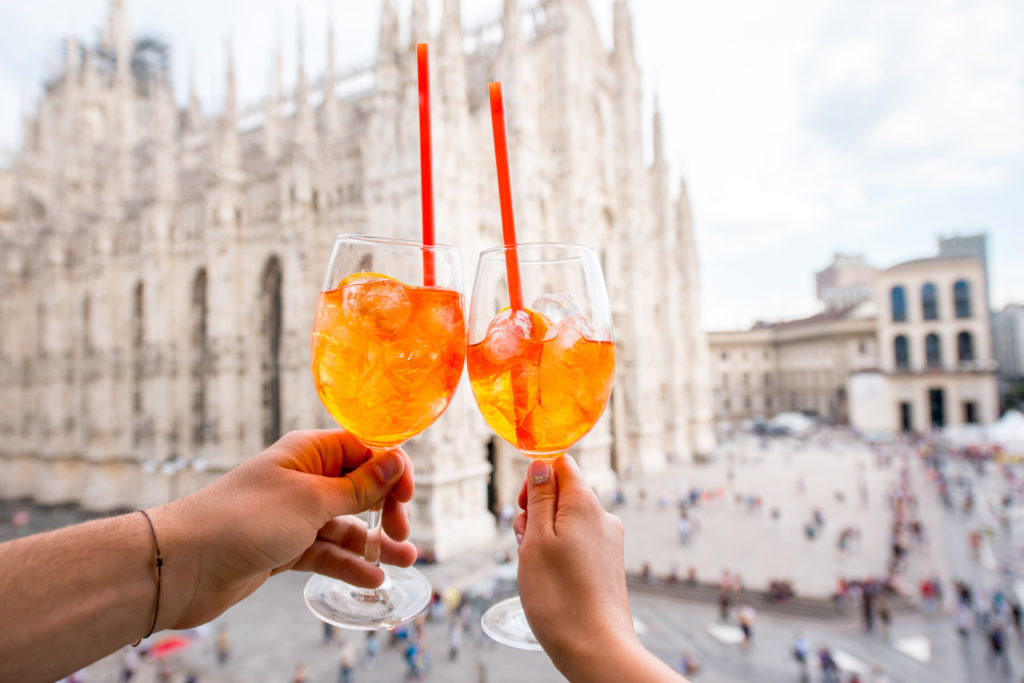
[488,82,524,311]
[417,43,436,287]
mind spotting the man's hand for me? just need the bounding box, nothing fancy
[151,429,417,630]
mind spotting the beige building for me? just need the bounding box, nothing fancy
[0,0,715,558]
[851,255,998,433]
[708,304,877,426]
[710,237,998,435]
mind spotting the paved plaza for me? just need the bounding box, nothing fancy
[614,433,905,596]
[4,432,1024,682]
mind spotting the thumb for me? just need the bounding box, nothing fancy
[524,459,557,539]
[322,449,405,516]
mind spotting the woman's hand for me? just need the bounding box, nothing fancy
[514,455,685,683]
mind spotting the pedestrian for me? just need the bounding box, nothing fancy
[364,631,380,666]
[677,651,700,676]
[215,625,230,666]
[404,640,420,680]
[878,594,891,639]
[862,584,876,633]
[155,661,171,683]
[738,604,755,650]
[818,646,839,683]
[337,641,357,683]
[677,512,691,545]
[323,621,335,644]
[184,673,198,683]
[988,623,1008,673]
[291,662,307,683]
[792,633,810,682]
[119,648,139,682]
[448,619,463,661]
[955,602,972,640]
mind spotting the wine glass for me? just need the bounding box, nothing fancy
[305,234,466,629]
[467,243,615,649]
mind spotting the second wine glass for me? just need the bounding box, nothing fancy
[467,242,615,649]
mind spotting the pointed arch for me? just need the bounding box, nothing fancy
[261,256,284,446]
[190,267,209,447]
[132,280,145,444]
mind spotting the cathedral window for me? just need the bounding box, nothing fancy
[261,257,283,446]
[191,268,209,447]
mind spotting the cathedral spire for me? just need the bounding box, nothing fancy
[184,56,202,131]
[440,0,462,52]
[152,76,177,204]
[293,9,315,152]
[106,0,131,85]
[613,0,636,63]
[652,95,665,168]
[217,38,241,170]
[411,0,430,48]
[378,0,400,57]
[224,38,237,126]
[502,0,522,48]
[322,0,338,134]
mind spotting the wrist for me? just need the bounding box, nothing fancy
[553,623,644,682]
[146,498,202,632]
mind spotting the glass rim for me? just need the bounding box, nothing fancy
[478,242,598,263]
[334,233,460,253]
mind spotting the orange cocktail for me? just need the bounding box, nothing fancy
[467,307,614,458]
[312,274,466,447]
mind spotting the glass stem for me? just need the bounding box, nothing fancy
[364,447,390,568]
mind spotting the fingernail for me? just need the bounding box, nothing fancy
[374,452,400,481]
[528,460,549,485]
[515,533,523,546]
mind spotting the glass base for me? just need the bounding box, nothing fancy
[304,565,431,630]
[480,596,544,651]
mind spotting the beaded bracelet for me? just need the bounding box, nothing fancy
[131,509,163,646]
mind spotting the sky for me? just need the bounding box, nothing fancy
[1,0,1022,330]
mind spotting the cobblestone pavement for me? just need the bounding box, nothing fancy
[613,433,909,597]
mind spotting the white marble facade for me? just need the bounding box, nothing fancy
[0,0,714,559]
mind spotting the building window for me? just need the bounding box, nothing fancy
[766,396,773,410]
[922,283,938,320]
[724,398,731,411]
[742,372,749,386]
[963,401,978,424]
[722,373,729,388]
[764,373,772,387]
[744,397,751,410]
[954,280,971,319]
[891,286,907,322]
[957,331,974,363]
[894,335,910,370]
[721,351,728,361]
[925,333,942,369]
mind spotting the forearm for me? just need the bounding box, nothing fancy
[552,635,687,683]
[0,505,195,683]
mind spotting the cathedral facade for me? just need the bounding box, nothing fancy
[0,0,713,559]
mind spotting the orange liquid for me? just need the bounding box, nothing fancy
[311,276,466,447]
[467,309,615,458]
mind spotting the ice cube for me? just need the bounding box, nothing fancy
[530,293,583,327]
[481,309,539,364]
[387,325,444,390]
[342,277,412,338]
